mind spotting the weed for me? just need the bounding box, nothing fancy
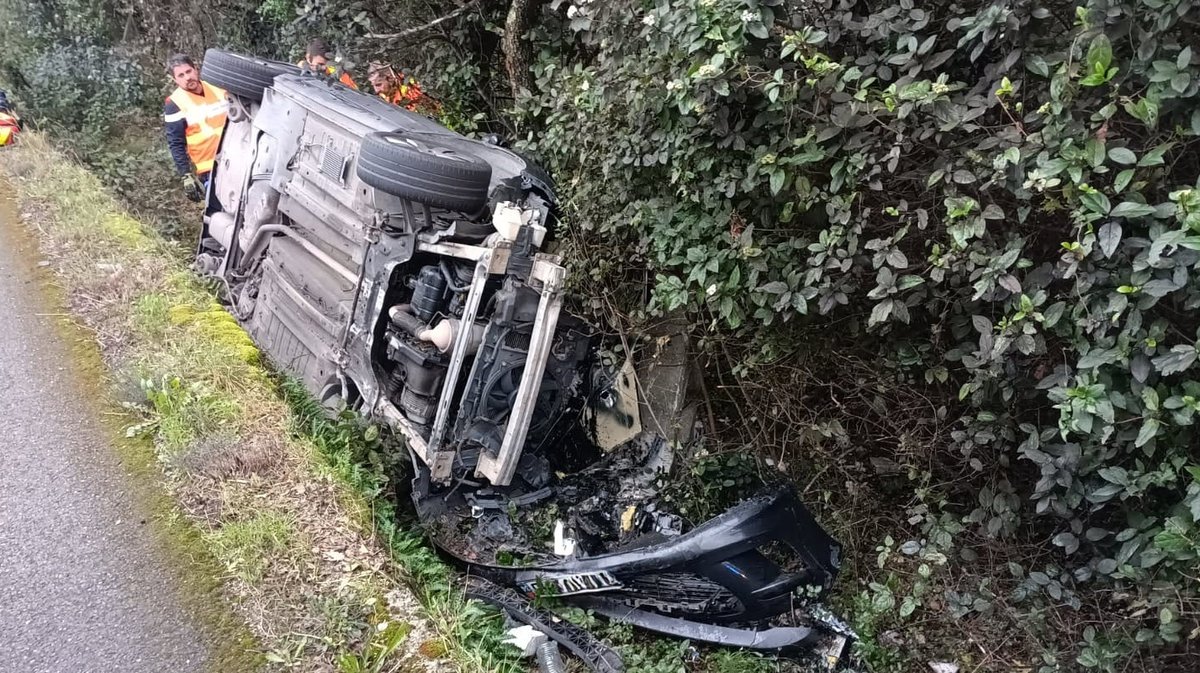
[264,636,311,668]
[336,619,413,673]
[138,375,239,457]
[706,650,775,673]
[206,510,294,584]
[132,293,171,338]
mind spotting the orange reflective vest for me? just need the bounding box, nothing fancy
[164,83,228,174]
[382,77,437,114]
[299,61,358,89]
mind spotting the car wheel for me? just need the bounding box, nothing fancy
[357,131,492,213]
[200,49,299,103]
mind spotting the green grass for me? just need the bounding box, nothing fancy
[140,375,241,458]
[206,511,296,584]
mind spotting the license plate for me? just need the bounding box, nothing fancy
[519,571,622,597]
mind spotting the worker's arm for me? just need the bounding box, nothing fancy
[163,98,192,175]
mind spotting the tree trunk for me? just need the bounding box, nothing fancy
[502,0,540,99]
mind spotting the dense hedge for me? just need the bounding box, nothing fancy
[508,0,1200,666]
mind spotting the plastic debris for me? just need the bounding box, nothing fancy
[553,520,576,556]
[503,624,548,657]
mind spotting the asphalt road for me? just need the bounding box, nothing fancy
[0,196,211,672]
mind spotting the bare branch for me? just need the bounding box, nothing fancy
[365,1,479,40]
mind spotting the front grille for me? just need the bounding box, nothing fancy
[613,572,741,616]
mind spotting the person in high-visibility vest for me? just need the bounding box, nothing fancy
[0,90,21,147]
[300,38,358,89]
[366,62,438,114]
[163,53,227,202]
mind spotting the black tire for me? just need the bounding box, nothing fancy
[200,49,299,103]
[357,131,492,213]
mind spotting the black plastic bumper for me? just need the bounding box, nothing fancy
[472,489,842,625]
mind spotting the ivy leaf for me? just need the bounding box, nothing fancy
[1152,345,1198,376]
[769,169,785,195]
[1138,143,1173,167]
[758,281,789,294]
[1124,97,1159,128]
[1087,483,1124,503]
[1130,353,1152,383]
[1108,147,1137,165]
[746,21,770,40]
[1026,54,1050,77]
[1053,532,1080,554]
[1087,34,1113,73]
[1142,386,1160,411]
[1136,418,1161,448]
[897,274,925,290]
[869,299,895,327]
[983,203,1006,220]
[1043,302,1066,328]
[1110,201,1157,218]
[1097,221,1122,258]
[1141,279,1179,298]
[1171,72,1190,94]
[1077,348,1116,369]
[1154,528,1190,552]
[972,314,993,334]
[1114,169,1135,193]
[1080,191,1111,215]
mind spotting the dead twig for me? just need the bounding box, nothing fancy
[365,1,479,40]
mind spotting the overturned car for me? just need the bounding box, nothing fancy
[195,49,849,670]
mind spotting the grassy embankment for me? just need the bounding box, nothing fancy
[1,132,520,673]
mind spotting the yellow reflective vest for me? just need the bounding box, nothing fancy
[164,83,228,174]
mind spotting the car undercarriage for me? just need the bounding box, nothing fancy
[193,49,852,670]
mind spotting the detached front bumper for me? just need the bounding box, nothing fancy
[473,489,842,628]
